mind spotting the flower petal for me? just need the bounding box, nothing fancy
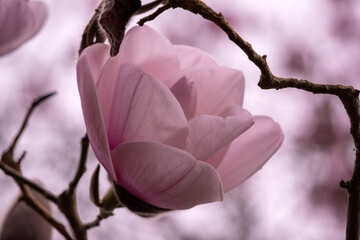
[28,1,47,34]
[185,106,254,164]
[105,63,188,150]
[116,26,181,87]
[80,43,110,84]
[0,0,47,56]
[111,141,223,209]
[174,45,218,69]
[181,66,245,116]
[217,116,284,192]
[170,76,195,120]
[76,54,116,180]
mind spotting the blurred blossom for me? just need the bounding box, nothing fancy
[0,189,52,240]
[76,26,283,213]
[0,0,47,56]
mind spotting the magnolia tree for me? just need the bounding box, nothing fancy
[0,0,358,239]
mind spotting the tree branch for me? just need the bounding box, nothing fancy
[83,211,113,230]
[68,135,89,195]
[0,161,58,204]
[0,92,74,239]
[5,92,56,159]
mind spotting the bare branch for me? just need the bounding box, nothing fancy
[138,3,171,26]
[83,211,113,230]
[135,0,165,15]
[7,92,56,155]
[0,161,58,204]
[68,135,89,195]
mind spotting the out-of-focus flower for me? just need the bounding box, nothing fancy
[76,26,283,211]
[0,189,52,240]
[0,0,47,56]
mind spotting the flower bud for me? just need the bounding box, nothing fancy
[0,190,52,240]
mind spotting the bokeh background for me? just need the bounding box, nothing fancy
[1,0,359,239]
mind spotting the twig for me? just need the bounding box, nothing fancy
[138,4,171,26]
[83,211,113,230]
[68,135,89,195]
[0,161,58,204]
[135,0,165,15]
[0,91,74,239]
[6,92,56,156]
[57,135,90,240]
[58,190,86,240]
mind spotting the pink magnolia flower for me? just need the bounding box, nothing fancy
[0,0,47,56]
[77,26,284,210]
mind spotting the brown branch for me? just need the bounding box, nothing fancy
[0,161,72,239]
[58,190,86,240]
[57,135,90,240]
[83,211,113,230]
[0,92,74,238]
[135,0,165,15]
[0,161,58,204]
[138,3,171,26]
[68,135,89,195]
[6,92,56,156]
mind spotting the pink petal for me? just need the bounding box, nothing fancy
[217,116,284,192]
[111,141,223,209]
[185,106,254,164]
[95,54,124,128]
[181,66,245,116]
[105,63,188,150]
[116,26,181,87]
[76,54,116,180]
[80,44,110,84]
[205,144,231,170]
[28,1,47,35]
[174,45,218,69]
[170,77,195,120]
[0,0,47,56]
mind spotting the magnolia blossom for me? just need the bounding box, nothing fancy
[77,26,284,210]
[0,0,47,56]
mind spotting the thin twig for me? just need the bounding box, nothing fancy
[83,211,113,230]
[0,161,58,204]
[135,0,165,15]
[7,92,56,155]
[68,135,89,195]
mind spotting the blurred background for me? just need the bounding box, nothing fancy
[1,0,359,239]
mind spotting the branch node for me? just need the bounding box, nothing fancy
[17,151,26,165]
[340,179,351,189]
